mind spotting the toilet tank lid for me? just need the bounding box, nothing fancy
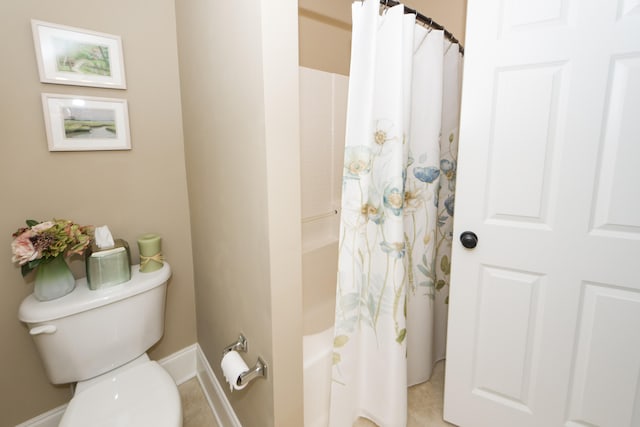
[18,263,171,323]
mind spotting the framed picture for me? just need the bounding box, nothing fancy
[41,93,131,151]
[32,20,126,89]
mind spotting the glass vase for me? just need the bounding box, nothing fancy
[34,255,76,301]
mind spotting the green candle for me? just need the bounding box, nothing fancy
[137,233,163,273]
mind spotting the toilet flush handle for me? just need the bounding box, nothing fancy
[29,325,57,336]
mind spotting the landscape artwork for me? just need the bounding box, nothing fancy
[32,20,126,89]
[53,38,112,77]
[42,94,131,151]
[63,107,117,139]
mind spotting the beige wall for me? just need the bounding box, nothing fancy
[299,0,467,76]
[299,5,352,76]
[404,0,467,44]
[0,1,196,426]
[175,0,303,426]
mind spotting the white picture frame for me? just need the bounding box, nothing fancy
[41,93,131,151]
[32,20,126,89]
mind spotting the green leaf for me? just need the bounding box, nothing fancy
[332,351,341,365]
[26,219,39,227]
[436,279,446,290]
[333,335,349,348]
[440,255,451,275]
[336,316,358,334]
[367,292,377,321]
[417,264,429,276]
[396,328,407,343]
[21,263,32,277]
[419,280,434,288]
[21,258,44,277]
[340,293,359,311]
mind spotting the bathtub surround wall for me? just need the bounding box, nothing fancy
[299,67,348,254]
[0,1,196,426]
[302,242,340,427]
[175,1,303,426]
[299,67,347,427]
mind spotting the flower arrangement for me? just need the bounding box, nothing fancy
[11,219,94,276]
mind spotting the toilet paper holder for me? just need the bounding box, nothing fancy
[223,334,248,354]
[222,334,267,387]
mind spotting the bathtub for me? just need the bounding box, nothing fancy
[303,241,338,427]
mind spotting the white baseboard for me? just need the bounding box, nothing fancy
[159,343,198,385]
[16,343,239,427]
[195,344,242,427]
[15,404,66,427]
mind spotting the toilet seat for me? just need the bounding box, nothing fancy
[60,360,182,427]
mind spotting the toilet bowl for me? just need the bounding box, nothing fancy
[60,355,181,427]
[19,263,181,426]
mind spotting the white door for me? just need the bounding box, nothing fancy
[444,1,640,426]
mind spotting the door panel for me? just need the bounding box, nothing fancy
[591,55,640,237]
[566,283,640,427]
[486,63,566,227]
[472,266,545,413]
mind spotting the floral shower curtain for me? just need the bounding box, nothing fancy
[330,1,462,426]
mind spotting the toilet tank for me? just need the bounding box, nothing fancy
[18,263,172,385]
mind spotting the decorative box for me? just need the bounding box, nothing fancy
[85,239,131,290]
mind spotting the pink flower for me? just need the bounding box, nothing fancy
[11,231,38,265]
[11,218,94,277]
[31,221,54,233]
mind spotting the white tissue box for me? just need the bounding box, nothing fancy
[85,239,131,290]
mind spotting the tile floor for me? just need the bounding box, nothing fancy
[179,377,219,427]
[179,361,454,427]
[354,361,455,427]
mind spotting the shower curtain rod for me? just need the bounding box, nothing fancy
[377,0,465,55]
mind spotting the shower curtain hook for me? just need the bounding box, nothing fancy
[380,0,389,15]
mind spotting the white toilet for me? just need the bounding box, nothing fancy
[18,263,182,427]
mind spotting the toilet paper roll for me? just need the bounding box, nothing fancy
[221,350,249,391]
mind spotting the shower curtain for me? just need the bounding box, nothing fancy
[330,1,462,425]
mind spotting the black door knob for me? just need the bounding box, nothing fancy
[460,231,478,249]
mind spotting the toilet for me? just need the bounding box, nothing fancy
[18,263,182,427]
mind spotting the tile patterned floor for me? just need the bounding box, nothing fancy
[179,360,454,427]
